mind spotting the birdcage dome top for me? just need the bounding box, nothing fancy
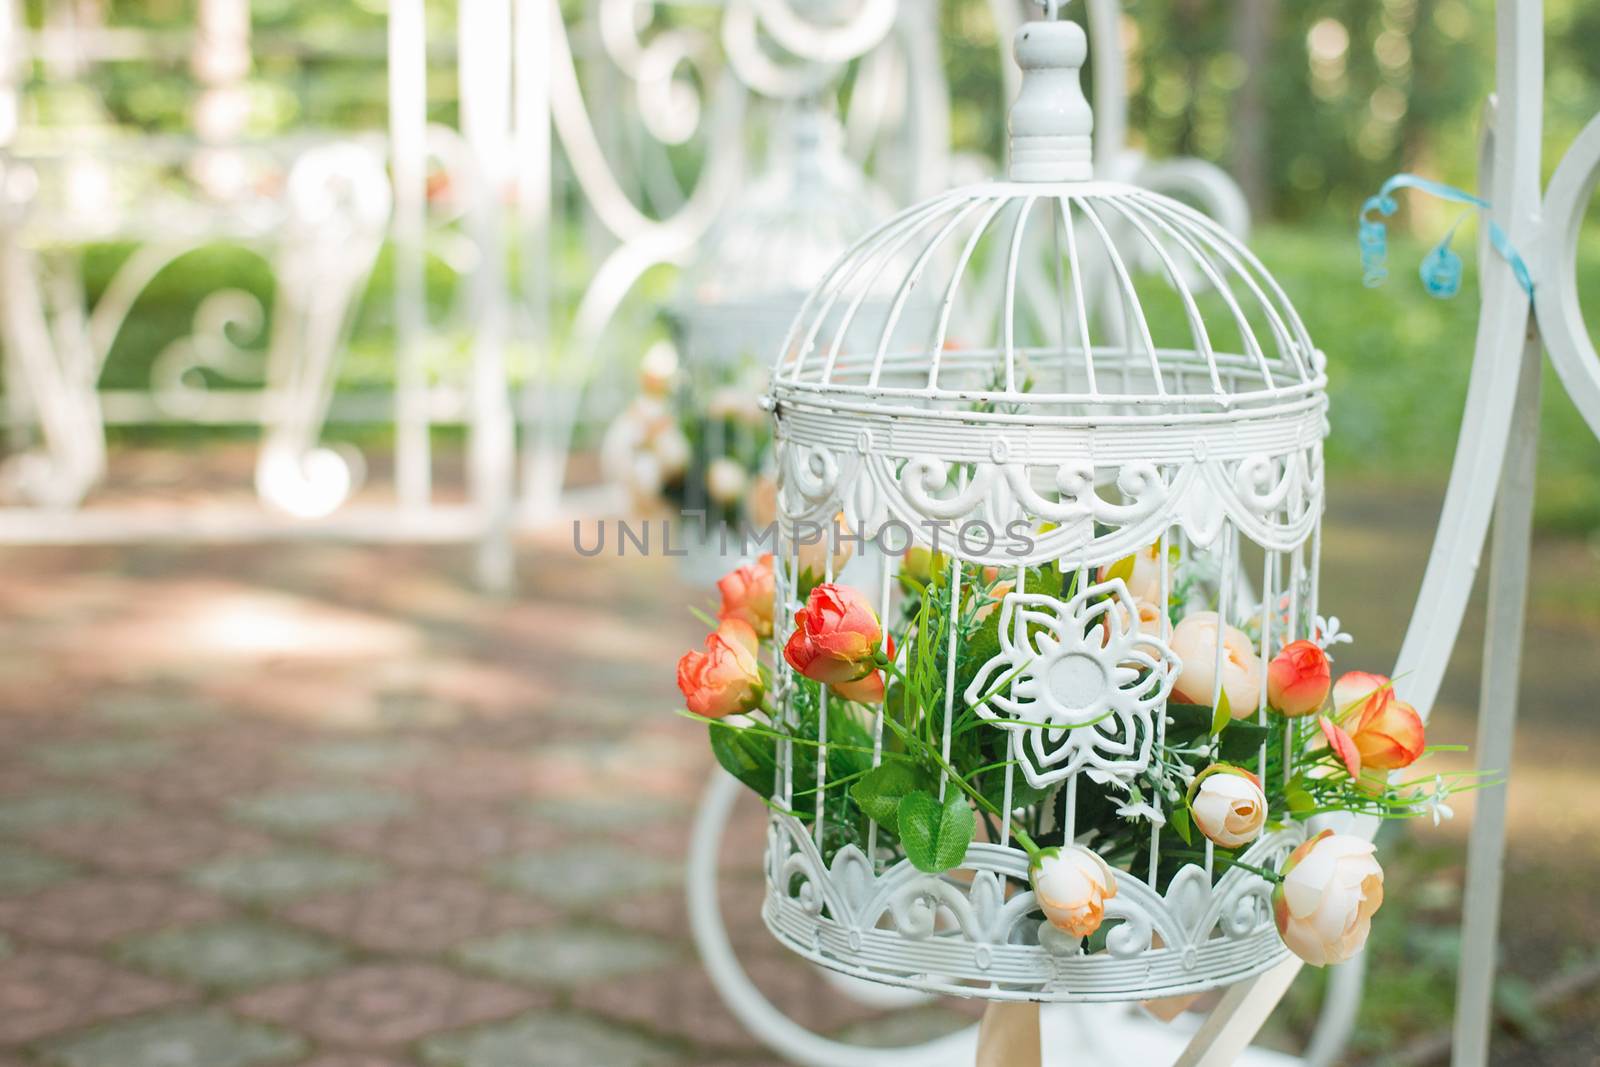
[768,18,1327,468]
[678,106,887,321]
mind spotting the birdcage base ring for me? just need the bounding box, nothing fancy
[761,814,1304,1004]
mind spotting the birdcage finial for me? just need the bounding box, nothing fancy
[1008,6,1093,182]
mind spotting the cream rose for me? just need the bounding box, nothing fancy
[1273,830,1385,966]
[1169,612,1263,716]
[651,425,690,480]
[1188,766,1267,849]
[1098,541,1163,604]
[706,458,748,506]
[1030,846,1118,939]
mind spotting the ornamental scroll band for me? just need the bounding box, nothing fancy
[763,812,1305,995]
[776,439,1323,567]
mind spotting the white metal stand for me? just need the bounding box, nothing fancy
[1176,1,1600,1063]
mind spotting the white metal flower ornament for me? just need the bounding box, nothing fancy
[965,581,1180,789]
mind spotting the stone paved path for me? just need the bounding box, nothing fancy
[0,478,1594,1066]
[0,527,936,1067]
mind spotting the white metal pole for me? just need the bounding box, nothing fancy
[191,0,250,198]
[460,0,517,592]
[515,0,552,513]
[0,0,18,147]
[388,0,431,511]
[1177,0,1547,1061]
[1451,334,1542,1067]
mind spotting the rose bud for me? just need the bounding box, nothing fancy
[717,555,775,638]
[783,584,883,687]
[1031,846,1118,939]
[1273,830,1384,966]
[1169,612,1263,717]
[1267,640,1332,717]
[676,620,764,718]
[1187,765,1268,849]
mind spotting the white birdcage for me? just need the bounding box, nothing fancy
[676,105,888,371]
[762,6,1327,1004]
[649,105,889,527]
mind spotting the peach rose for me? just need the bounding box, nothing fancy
[748,475,778,529]
[1169,612,1263,716]
[717,555,775,638]
[1115,596,1164,638]
[783,584,883,687]
[1337,672,1424,772]
[971,570,1015,623]
[676,620,764,719]
[1031,846,1118,938]
[1188,765,1267,849]
[794,512,853,581]
[1273,830,1384,966]
[901,546,947,586]
[1267,640,1332,717]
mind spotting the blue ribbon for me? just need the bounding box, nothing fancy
[1359,173,1534,300]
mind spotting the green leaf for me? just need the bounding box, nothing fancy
[1210,687,1233,736]
[1164,703,1214,746]
[708,722,777,800]
[1285,783,1315,815]
[897,790,976,873]
[1103,553,1136,587]
[1025,562,1068,599]
[1217,722,1271,763]
[849,762,927,833]
[978,768,1050,816]
[1170,804,1194,845]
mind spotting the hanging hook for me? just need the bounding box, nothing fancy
[1036,0,1067,20]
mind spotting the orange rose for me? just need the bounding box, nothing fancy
[826,634,895,704]
[1318,714,1364,778]
[677,620,764,719]
[1331,671,1390,717]
[717,555,775,638]
[1338,673,1424,772]
[1267,640,1332,717]
[783,584,883,687]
